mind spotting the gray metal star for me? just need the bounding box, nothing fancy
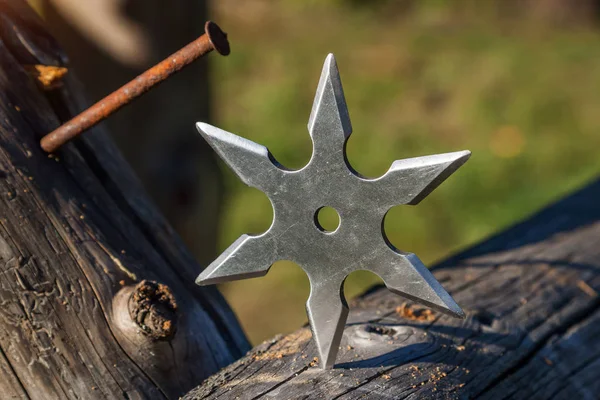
[196,54,470,369]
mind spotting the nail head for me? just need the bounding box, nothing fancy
[205,21,230,56]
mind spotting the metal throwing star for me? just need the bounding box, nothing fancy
[196,54,470,369]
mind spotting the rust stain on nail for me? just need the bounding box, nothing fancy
[40,21,229,153]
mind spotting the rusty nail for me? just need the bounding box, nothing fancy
[40,21,230,153]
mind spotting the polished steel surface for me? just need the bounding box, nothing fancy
[196,54,470,369]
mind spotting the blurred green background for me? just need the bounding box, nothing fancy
[33,0,600,346]
[211,0,600,344]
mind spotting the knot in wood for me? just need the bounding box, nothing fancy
[128,280,178,340]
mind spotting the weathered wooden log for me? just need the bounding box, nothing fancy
[0,1,248,398]
[183,178,600,399]
[40,0,225,267]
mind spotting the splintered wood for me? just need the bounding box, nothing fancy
[25,65,68,90]
[396,303,436,321]
[184,180,600,399]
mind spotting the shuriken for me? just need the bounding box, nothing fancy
[196,54,470,369]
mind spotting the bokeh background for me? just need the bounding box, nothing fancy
[32,0,600,345]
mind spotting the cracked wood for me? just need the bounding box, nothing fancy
[0,1,248,399]
[184,179,600,399]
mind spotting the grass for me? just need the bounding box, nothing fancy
[210,0,600,344]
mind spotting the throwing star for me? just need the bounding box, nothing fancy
[196,54,470,369]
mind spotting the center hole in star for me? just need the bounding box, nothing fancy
[314,206,340,233]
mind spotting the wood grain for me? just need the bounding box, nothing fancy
[183,180,600,399]
[0,1,248,398]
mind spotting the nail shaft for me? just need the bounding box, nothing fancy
[41,21,229,153]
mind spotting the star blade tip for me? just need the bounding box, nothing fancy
[324,53,337,72]
[306,283,349,370]
[195,269,236,286]
[195,122,222,141]
[308,53,352,138]
[455,149,471,163]
[195,265,225,286]
[320,355,336,369]
[441,301,466,319]
[439,149,471,165]
[440,149,471,171]
[195,259,229,286]
[433,290,466,320]
[195,121,213,132]
[195,273,211,286]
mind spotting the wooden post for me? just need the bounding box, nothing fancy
[183,183,600,397]
[0,1,248,398]
[41,0,224,267]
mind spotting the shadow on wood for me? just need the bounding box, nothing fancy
[183,179,600,399]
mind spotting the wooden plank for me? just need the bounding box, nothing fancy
[0,1,248,398]
[0,345,28,399]
[183,178,600,399]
